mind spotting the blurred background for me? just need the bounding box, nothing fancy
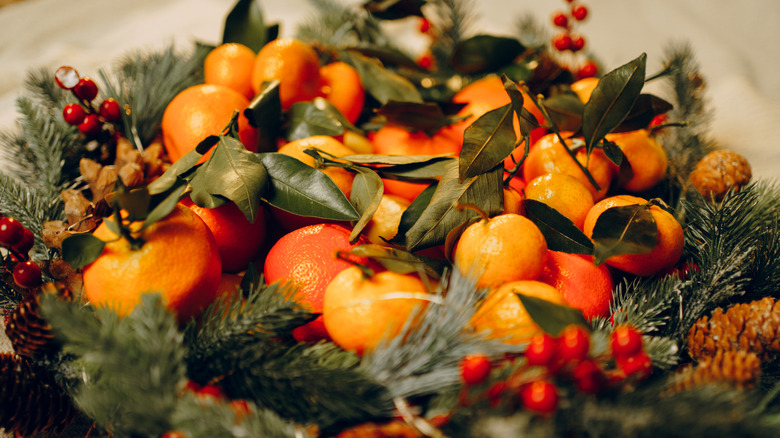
[1,0,778,179]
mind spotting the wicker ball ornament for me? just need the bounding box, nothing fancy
[689,150,752,201]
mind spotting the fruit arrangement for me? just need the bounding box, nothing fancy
[1,1,779,437]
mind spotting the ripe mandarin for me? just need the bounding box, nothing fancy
[524,173,595,230]
[363,194,410,245]
[318,61,365,124]
[251,38,321,110]
[537,250,613,320]
[605,129,668,192]
[204,42,256,100]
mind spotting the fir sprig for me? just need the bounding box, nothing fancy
[428,0,477,76]
[295,0,392,50]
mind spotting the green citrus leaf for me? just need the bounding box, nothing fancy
[362,0,425,19]
[240,263,262,292]
[451,35,524,75]
[517,294,589,336]
[287,98,347,141]
[523,199,594,255]
[147,135,218,195]
[375,101,450,135]
[349,244,444,279]
[542,94,584,133]
[222,0,270,52]
[188,136,268,223]
[591,203,657,265]
[349,167,384,243]
[348,45,421,71]
[115,186,151,222]
[612,93,673,133]
[61,233,106,270]
[502,75,540,136]
[343,153,453,167]
[390,182,437,246]
[459,103,516,182]
[244,80,282,153]
[582,53,647,154]
[344,50,423,104]
[259,152,360,221]
[142,182,187,230]
[405,162,503,251]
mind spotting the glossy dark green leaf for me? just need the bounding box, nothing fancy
[502,75,540,136]
[287,99,346,141]
[147,136,217,195]
[459,103,516,182]
[523,199,594,255]
[259,153,360,221]
[244,80,282,153]
[344,51,423,104]
[115,187,151,222]
[591,203,657,265]
[348,45,422,70]
[391,182,437,246]
[405,163,503,251]
[542,94,584,133]
[613,93,673,133]
[61,233,105,270]
[142,183,187,230]
[582,53,647,154]
[517,294,589,336]
[349,167,384,242]
[241,263,262,292]
[188,136,268,223]
[376,101,450,135]
[451,35,524,75]
[350,244,444,279]
[222,0,269,52]
[343,154,453,167]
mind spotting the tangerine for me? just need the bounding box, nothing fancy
[251,38,321,110]
[570,77,600,103]
[204,43,256,100]
[319,61,365,124]
[605,129,668,192]
[537,250,614,320]
[83,204,222,324]
[363,194,410,245]
[524,173,595,230]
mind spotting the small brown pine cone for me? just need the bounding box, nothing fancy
[0,353,79,436]
[670,349,761,392]
[688,297,780,361]
[689,150,752,201]
[4,284,72,360]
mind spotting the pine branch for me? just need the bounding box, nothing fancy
[295,0,397,51]
[98,44,207,148]
[39,293,187,437]
[0,174,64,258]
[428,0,476,76]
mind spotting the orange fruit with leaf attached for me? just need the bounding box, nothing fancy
[323,267,431,355]
[263,223,371,342]
[525,173,595,230]
[83,204,222,324]
[251,38,321,110]
[364,194,410,245]
[453,213,548,289]
[180,196,267,273]
[523,132,617,201]
[470,280,567,343]
[605,129,668,192]
[161,84,258,162]
[537,250,613,320]
[204,42,256,100]
[319,61,365,124]
[583,195,684,277]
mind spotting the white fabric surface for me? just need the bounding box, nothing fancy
[0,0,778,433]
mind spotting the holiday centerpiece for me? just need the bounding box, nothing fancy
[1,0,779,437]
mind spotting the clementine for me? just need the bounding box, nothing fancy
[319,61,365,124]
[251,38,321,110]
[363,194,410,245]
[605,129,668,192]
[204,43,256,100]
[570,77,600,103]
[537,250,614,320]
[524,173,595,230]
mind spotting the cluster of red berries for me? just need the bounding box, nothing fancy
[550,1,598,79]
[458,324,651,415]
[55,66,122,138]
[0,216,42,289]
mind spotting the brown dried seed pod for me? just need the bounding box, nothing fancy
[689,149,751,201]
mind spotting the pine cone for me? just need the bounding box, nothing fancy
[688,297,780,361]
[669,349,761,392]
[0,353,79,436]
[5,283,73,360]
[689,150,752,201]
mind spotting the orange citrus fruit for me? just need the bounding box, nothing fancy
[364,194,410,245]
[180,197,267,274]
[323,267,430,355]
[263,223,371,342]
[161,84,258,162]
[503,185,525,215]
[537,250,614,320]
[524,173,595,230]
[204,42,256,100]
[83,204,222,324]
[470,280,567,343]
[251,38,321,110]
[453,213,548,289]
[583,195,684,277]
[523,132,617,201]
[319,61,365,124]
[605,129,668,192]
[570,77,600,103]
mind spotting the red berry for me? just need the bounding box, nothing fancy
[525,333,558,366]
[419,17,431,34]
[520,379,558,414]
[161,432,188,438]
[552,33,572,52]
[571,4,589,21]
[99,98,122,123]
[54,66,80,90]
[459,354,492,385]
[611,325,643,358]
[552,12,569,28]
[417,52,434,70]
[558,325,590,363]
[0,217,24,247]
[73,77,99,101]
[649,113,668,129]
[578,60,598,79]
[616,351,653,379]
[13,261,42,289]
[570,34,586,52]
[11,227,35,256]
[486,381,507,407]
[572,359,606,393]
[78,114,102,137]
[62,103,86,126]
[197,384,224,399]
